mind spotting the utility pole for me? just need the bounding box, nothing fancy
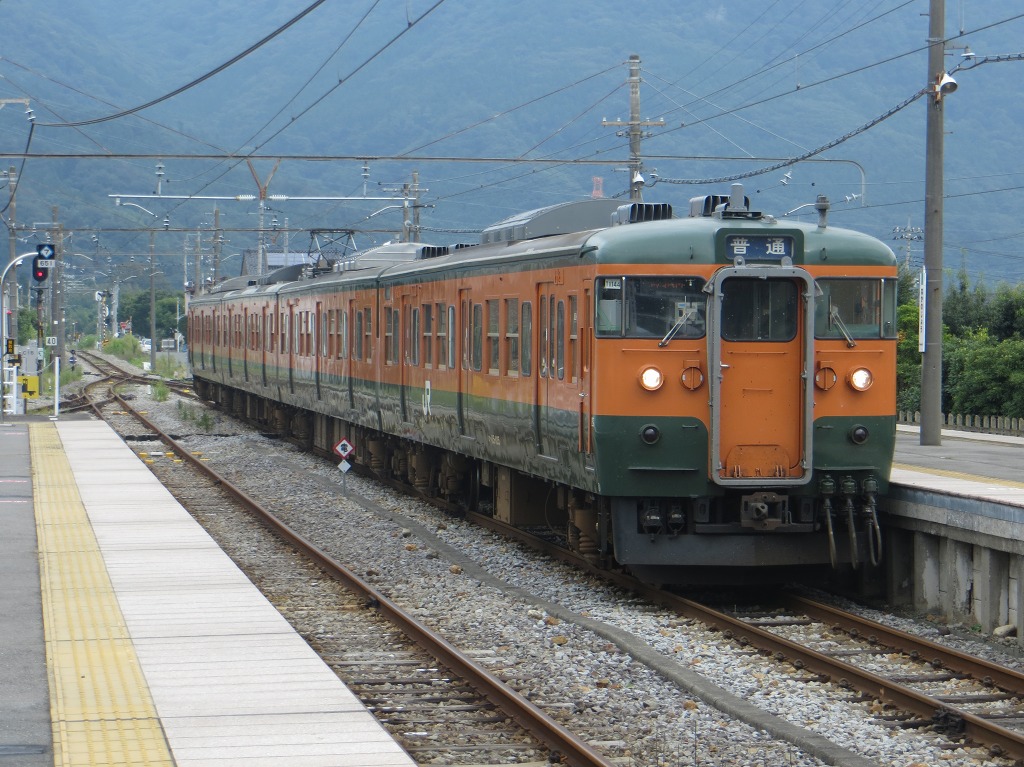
[921,0,956,445]
[602,54,664,201]
[149,230,156,371]
[5,166,17,348]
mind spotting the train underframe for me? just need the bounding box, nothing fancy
[198,379,883,587]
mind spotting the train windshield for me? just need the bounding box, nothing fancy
[595,276,706,338]
[815,278,898,339]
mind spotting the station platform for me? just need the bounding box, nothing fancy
[893,423,1024,505]
[0,416,416,767]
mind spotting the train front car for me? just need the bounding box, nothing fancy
[584,185,897,585]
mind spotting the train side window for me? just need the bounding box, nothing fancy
[339,311,348,359]
[446,304,456,369]
[539,297,548,378]
[363,307,373,362]
[486,300,499,375]
[435,303,447,370]
[505,298,519,377]
[568,294,578,383]
[422,304,432,367]
[354,311,363,360]
[410,307,420,366]
[521,302,532,377]
[384,307,395,366]
[321,311,329,357]
[472,303,483,372]
[461,300,470,370]
[556,300,565,381]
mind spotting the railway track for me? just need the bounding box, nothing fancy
[83,361,617,767]
[471,503,1024,762]
[80,354,1024,765]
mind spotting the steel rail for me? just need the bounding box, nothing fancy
[107,390,617,767]
[466,512,1024,760]
[784,594,1024,695]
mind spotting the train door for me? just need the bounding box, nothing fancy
[260,306,268,387]
[287,304,295,394]
[346,299,356,408]
[535,283,556,456]
[400,293,414,423]
[243,307,251,382]
[707,267,814,486]
[315,301,323,400]
[578,284,593,460]
[209,310,217,373]
[457,288,470,435]
[227,308,234,378]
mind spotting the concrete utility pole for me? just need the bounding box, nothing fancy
[602,54,664,201]
[921,0,956,445]
[5,166,18,347]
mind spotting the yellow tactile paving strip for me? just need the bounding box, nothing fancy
[29,423,176,767]
[892,461,1024,490]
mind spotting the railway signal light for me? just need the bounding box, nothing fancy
[31,244,55,283]
[32,255,49,282]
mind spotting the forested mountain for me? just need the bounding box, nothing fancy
[2,0,1023,286]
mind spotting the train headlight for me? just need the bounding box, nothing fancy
[847,367,873,391]
[639,366,664,391]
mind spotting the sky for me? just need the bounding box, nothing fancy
[1,0,1023,283]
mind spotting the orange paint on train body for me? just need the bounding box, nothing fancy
[189,191,899,583]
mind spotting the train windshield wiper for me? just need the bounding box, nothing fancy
[659,310,695,347]
[829,304,857,348]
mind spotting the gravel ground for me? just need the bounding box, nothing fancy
[109,372,1023,767]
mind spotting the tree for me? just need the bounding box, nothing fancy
[945,329,1024,417]
[895,302,921,414]
[943,263,989,337]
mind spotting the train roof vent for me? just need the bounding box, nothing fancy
[689,183,761,219]
[481,199,622,244]
[612,202,673,225]
[418,245,450,259]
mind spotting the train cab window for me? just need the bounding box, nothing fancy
[721,278,796,342]
[815,278,898,339]
[596,277,707,339]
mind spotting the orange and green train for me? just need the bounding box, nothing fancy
[188,184,897,585]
